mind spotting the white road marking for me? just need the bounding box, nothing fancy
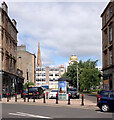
[9,113,27,117]
[9,112,52,119]
[97,111,112,114]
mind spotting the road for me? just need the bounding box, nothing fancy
[84,94,97,103]
[2,103,113,120]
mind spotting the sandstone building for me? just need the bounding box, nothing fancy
[0,2,24,95]
[17,45,36,84]
[101,1,114,90]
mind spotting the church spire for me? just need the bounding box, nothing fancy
[37,42,41,67]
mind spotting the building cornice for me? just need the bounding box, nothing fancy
[0,7,18,33]
[102,65,114,71]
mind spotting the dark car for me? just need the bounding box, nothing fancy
[28,87,44,99]
[68,88,80,99]
[97,90,114,112]
[22,87,44,99]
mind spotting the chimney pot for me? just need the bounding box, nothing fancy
[2,2,8,14]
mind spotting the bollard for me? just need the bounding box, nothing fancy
[68,94,70,105]
[33,93,35,102]
[21,90,22,98]
[81,94,84,106]
[37,92,39,99]
[97,94,99,103]
[23,93,26,102]
[15,93,17,102]
[27,96,29,102]
[0,94,1,101]
[7,93,9,102]
[46,92,48,99]
[43,93,45,103]
[56,93,58,104]
[9,93,11,100]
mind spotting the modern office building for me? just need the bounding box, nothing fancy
[36,65,65,89]
[17,45,36,84]
[0,2,24,95]
[101,1,114,90]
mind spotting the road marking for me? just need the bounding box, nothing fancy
[9,112,52,119]
[9,113,27,117]
[97,111,112,114]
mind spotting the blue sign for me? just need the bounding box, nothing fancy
[59,81,66,93]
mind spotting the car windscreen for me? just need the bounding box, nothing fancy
[69,88,77,91]
[28,88,38,92]
[110,92,114,98]
[51,90,58,92]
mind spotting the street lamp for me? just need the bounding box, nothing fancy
[77,61,79,92]
[26,69,29,91]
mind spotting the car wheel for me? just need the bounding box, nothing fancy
[77,95,80,99]
[101,104,109,112]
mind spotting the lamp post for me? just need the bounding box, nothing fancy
[77,60,79,92]
[26,69,29,92]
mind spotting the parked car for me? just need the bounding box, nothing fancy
[49,89,58,99]
[22,87,44,99]
[97,90,114,112]
[28,87,44,99]
[68,88,80,99]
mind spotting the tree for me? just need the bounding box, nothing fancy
[23,82,35,89]
[63,59,101,92]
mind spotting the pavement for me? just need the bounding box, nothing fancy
[1,95,98,111]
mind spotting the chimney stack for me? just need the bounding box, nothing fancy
[2,2,8,14]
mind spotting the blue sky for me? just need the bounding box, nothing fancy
[1,1,108,68]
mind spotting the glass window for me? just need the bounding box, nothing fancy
[51,90,58,92]
[69,88,77,91]
[110,92,114,98]
[49,73,53,76]
[109,27,112,42]
[55,73,59,76]
[110,50,112,65]
[103,92,109,97]
[110,6,112,17]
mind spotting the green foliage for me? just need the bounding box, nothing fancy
[63,59,101,92]
[23,82,35,89]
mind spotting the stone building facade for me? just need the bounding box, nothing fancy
[36,65,65,89]
[17,45,36,84]
[0,2,24,95]
[101,1,114,90]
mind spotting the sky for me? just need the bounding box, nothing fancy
[1,1,109,67]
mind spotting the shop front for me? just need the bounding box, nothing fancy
[2,71,24,97]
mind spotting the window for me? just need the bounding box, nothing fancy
[110,49,112,65]
[55,68,59,71]
[55,73,59,76]
[110,92,114,98]
[61,70,63,72]
[49,73,53,76]
[109,27,112,42]
[49,79,53,81]
[110,6,112,17]
[42,78,45,81]
[103,92,109,97]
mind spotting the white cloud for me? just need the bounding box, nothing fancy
[5,2,107,66]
